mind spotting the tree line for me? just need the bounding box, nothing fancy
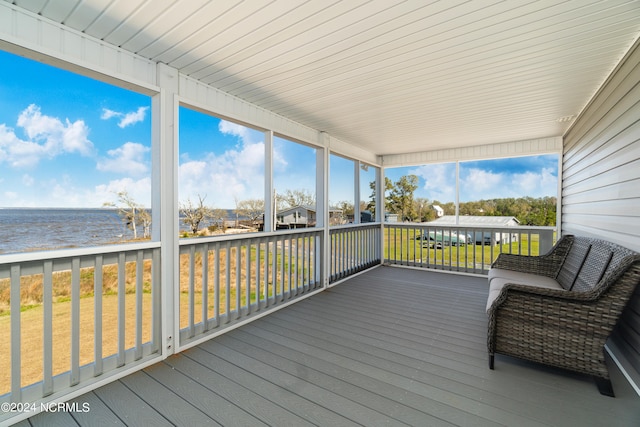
[358,174,556,226]
[109,174,556,238]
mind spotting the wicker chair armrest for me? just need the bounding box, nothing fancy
[492,283,596,306]
[490,254,558,277]
[490,235,574,278]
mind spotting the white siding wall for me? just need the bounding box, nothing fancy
[563,40,640,249]
[563,37,640,392]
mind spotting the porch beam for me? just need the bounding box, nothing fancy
[381,137,562,167]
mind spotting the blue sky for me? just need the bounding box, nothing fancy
[385,155,558,203]
[0,50,151,207]
[1,49,558,209]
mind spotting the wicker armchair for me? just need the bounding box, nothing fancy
[487,235,640,396]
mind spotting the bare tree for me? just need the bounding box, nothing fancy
[280,189,315,209]
[210,208,228,232]
[332,200,354,225]
[236,198,265,226]
[180,194,213,234]
[139,209,152,238]
[104,190,148,240]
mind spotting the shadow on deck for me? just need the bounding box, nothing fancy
[21,266,640,426]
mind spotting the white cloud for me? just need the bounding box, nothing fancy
[512,167,557,197]
[62,118,93,155]
[100,108,119,120]
[179,121,266,207]
[409,162,557,202]
[93,177,152,207]
[97,142,150,175]
[101,106,148,128]
[0,105,94,167]
[119,107,148,128]
[459,167,557,201]
[179,145,265,208]
[410,163,456,201]
[17,104,61,141]
[463,168,503,193]
[22,174,34,186]
[219,120,249,140]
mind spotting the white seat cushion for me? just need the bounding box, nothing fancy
[486,273,563,313]
[488,268,556,284]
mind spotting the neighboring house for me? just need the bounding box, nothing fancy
[385,213,399,223]
[276,205,343,228]
[428,216,520,245]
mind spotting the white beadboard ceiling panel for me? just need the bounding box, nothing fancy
[5,0,640,157]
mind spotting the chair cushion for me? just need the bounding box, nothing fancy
[488,268,550,284]
[486,274,563,312]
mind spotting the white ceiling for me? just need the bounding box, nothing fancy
[6,0,640,156]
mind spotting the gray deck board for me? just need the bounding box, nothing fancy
[218,328,457,426]
[161,354,312,426]
[197,339,404,426]
[24,266,640,426]
[183,347,359,426]
[68,392,126,426]
[119,370,221,426]
[28,410,77,427]
[92,381,173,427]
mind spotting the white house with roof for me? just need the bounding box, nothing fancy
[276,205,344,228]
[429,216,520,245]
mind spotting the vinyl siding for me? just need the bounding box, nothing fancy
[563,36,640,392]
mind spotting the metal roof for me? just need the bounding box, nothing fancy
[5,0,640,157]
[429,215,520,226]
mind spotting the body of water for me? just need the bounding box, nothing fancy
[0,208,133,254]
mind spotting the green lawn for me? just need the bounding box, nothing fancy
[384,228,542,269]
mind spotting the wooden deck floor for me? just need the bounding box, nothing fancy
[21,266,640,426]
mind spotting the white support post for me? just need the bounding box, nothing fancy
[378,164,385,264]
[556,152,563,239]
[318,132,330,287]
[264,130,274,232]
[354,161,361,224]
[455,161,460,224]
[155,63,179,358]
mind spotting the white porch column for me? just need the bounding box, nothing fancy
[155,63,179,358]
[455,161,460,224]
[377,164,385,263]
[354,161,361,223]
[318,132,330,287]
[264,130,274,232]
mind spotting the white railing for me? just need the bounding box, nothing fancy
[178,228,324,348]
[385,224,556,274]
[329,223,382,283]
[0,223,387,424]
[0,242,161,420]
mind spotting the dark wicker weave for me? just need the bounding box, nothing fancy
[487,235,640,396]
[489,234,574,278]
